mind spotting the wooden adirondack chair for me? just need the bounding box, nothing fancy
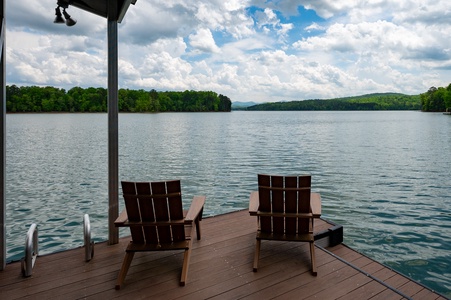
[249,174,321,275]
[114,180,205,289]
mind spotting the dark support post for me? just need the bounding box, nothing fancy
[107,2,119,245]
[0,0,5,270]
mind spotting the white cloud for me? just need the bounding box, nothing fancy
[294,19,450,69]
[4,0,451,103]
[194,1,255,39]
[305,22,325,32]
[189,28,221,53]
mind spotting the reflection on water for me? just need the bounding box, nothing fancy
[6,111,451,296]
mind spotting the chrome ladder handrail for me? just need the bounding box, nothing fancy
[84,214,94,261]
[21,223,38,277]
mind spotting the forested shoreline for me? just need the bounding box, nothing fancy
[244,93,421,111]
[242,84,451,111]
[6,85,232,113]
[6,84,451,113]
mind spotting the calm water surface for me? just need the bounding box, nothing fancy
[5,111,451,296]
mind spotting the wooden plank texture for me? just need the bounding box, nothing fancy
[0,210,445,300]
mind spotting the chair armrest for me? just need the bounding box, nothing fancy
[310,192,321,217]
[249,191,259,215]
[185,195,206,223]
[114,209,128,227]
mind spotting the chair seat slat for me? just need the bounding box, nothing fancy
[256,231,314,242]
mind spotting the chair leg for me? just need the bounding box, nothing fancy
[309,242,317,276]
[115,251,135,290]
[253,239,261,272]
[180,248,192,286]
[195,217,201,240]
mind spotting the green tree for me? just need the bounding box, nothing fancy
[421,86,448,112]
[157,93,173,112]
[219,94,232,111]
[135,91,150,112]
[445,84,451,110]
[149,89,160,112]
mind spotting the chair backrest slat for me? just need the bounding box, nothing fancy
[258,175,272,232]
[257,174,312,235]
[298,176,311,234]
[136,182,158,244]
[166,180,185,242]
[151,182,171,243]
[271,176,284,234]
[122,181,146,244]
[285,176,298,234]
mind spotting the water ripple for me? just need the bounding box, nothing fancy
[5,111,451,296]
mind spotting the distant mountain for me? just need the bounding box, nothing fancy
[245,93,421,111]
[232,101,258,109]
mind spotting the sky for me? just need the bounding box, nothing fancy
[5,0,451,103]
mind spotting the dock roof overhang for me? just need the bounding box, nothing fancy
[56,0,136,22]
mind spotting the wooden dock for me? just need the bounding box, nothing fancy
[0,210,446,299]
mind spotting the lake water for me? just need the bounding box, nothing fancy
[5,111,451,296]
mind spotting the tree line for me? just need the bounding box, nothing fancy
[420,84,451,112]
[244,93,421,111]
[6,85,232,113]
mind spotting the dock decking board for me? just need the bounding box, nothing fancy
[0,210,446,300]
